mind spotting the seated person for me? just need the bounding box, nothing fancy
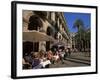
[53,51,60,64]
[22,58,32,69]
[47,50,53,62]
[38,50,51,68]
[32,52,42,69]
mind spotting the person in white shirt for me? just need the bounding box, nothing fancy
[53,51,60,64]
[58,49,65,64]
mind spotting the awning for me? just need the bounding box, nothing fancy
[23,30,55,42]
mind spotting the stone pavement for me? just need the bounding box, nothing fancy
[68,52,91,61]
[65,52,91,65]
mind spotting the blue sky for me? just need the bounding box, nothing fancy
[64,12,91,32]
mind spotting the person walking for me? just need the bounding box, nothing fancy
[68,48,71,57]
[59,49,65,64]
[64,48,68,59]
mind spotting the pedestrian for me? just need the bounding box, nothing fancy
[59,49,65,64]
[64,48,68,59]
[68,48,71,56]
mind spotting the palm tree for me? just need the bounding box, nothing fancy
[73,19,85,51]
[85,29,91,52]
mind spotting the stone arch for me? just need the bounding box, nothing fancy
[28,15,43,30]
[46,26,55,36]
[46,27,52,36]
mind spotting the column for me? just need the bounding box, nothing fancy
[51,12,55,21]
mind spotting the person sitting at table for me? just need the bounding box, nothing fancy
[38,50,51,68]
[53,51,60,64]
[58,49,65,64]
[31,52,42,69]
[22,58,32,69]
[47,50,53,63]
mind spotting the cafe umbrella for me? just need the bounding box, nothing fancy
[51,40,66,51]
